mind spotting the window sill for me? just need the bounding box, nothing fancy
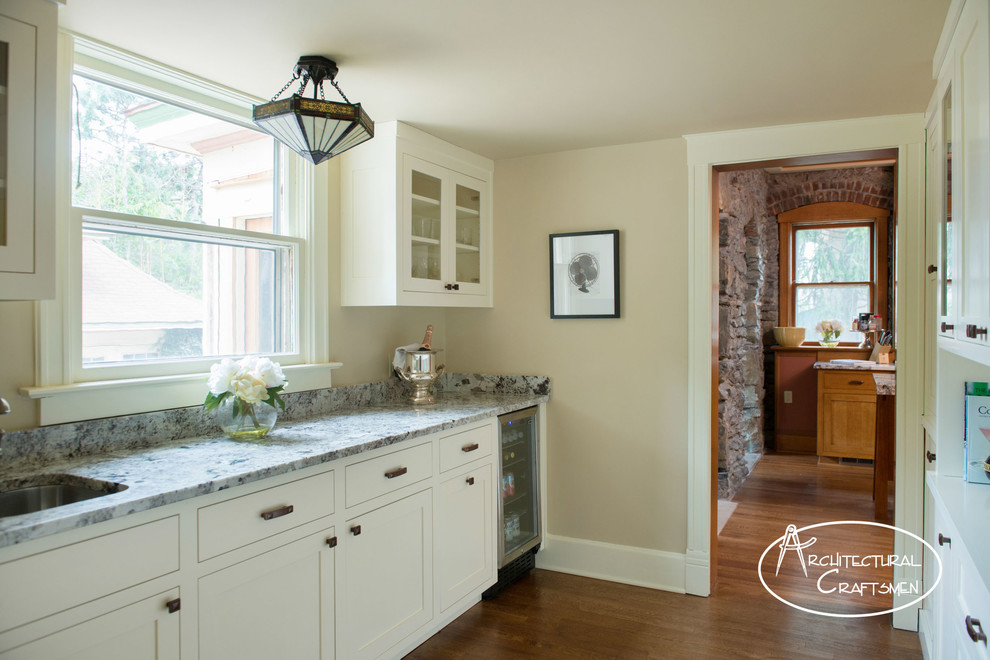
[21,362,343,426]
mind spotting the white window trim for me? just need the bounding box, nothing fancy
[23,32,339,426]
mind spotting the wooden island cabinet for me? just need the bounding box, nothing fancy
[816,369,878,460]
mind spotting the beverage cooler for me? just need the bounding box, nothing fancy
[483,406,541,599]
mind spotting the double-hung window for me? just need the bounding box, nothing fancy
[778,202,890,343]
[28,36,333,424]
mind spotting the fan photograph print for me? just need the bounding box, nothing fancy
[549,230,619,319]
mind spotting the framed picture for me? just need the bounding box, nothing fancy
[549,230,620,318]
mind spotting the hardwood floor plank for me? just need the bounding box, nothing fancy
[407,453,920,659]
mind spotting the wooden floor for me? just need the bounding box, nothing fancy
[406,453,920,659]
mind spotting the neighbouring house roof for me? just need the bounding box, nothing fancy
[82,240,203,326]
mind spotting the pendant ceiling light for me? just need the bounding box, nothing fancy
[252,55,373,165]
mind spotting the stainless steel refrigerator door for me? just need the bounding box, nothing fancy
[498,407,540,566]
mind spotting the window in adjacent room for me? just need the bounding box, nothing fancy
[778,203,889,343]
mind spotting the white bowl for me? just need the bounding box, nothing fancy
[773,327,806,347]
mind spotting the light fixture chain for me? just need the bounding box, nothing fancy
[297,74,310,97]
[271,73,301,102]
[330,79,351,104]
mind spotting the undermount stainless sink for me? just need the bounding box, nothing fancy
[0,475,128,518]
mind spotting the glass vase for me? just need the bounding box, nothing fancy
[217,397,278,440]
[819,339,839,348]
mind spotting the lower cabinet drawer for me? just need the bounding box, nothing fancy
[345,442,432,508]
[0,516,179,633]
[439,423,493,473]
[821,371,876,393]
[198,471,335,561]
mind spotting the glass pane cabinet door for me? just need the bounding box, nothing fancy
[409,168,443,284]
[940,85,955,328]
[454,182,482,287]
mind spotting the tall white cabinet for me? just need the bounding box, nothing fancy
[0,0,56,300]
[340,121,494,307]
[921,1,990,657]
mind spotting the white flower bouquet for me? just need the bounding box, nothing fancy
[815,319,844,345]
[205,357,287,438]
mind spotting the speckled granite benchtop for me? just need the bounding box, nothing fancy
[0,373,550,548]
[812,361,896,372]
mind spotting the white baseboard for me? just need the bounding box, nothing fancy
[535,533,686,593]
[918,608,935,660]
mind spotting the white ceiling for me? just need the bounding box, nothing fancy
[60,0,949,161]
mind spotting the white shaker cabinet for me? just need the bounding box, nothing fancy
[336,488,434,659]
[340,121,493,307]
[198,527,336,660]
[0,0,56,300]
[0,590,180,660]
[436,464,494,613]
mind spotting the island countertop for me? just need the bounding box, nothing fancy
[0,375,549,548]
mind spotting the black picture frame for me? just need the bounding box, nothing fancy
[549,230,620,319]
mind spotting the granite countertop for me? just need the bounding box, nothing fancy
[0,374,549,549]
[812,361,896,372]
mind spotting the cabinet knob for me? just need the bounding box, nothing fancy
[942,322,954,333]
[926,450,936,463]
[351,525,362,536]
[938,533,951,547]
[928,264,938,274]
[444,283,461,291]
[966,616,988,645]
[384,466,408,479]
[466,476,475,486]
[260,504,294,521]
[166,598,181,614]
[977,327,988,339]
[326,536,337,548]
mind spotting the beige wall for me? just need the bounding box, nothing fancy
[446,138,690,553]
[0,160,446,431]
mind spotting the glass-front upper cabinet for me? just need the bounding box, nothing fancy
[939,84,956,337]
[340,121,492,308]
[0,1,56,300]
[403,154,488,298]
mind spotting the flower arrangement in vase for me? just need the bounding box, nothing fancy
[205,357,287,440]
[815,319,844,348]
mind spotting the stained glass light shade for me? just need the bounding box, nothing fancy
[252,96,373,165]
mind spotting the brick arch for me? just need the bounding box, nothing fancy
[767,180,894,216]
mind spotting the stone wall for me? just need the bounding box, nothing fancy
[718,170,777,499]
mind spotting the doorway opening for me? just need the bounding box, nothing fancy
[712,150,899,595]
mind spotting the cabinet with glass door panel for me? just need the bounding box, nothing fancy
[340,121,493,308]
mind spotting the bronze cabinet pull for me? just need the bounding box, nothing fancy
[928,264,938,273]
[351,525,362,536]
[466,477,475,486]
[166,598,181,614]
[326,536,337,548]
[938,533,951,547]
[260,504,294,521]
[444,283,461,291]
[461,443,480,453]
[849,380,865,385]
[966,616,987,644]
[942,322,954,332]
[926,450,936,463]
[384,466,408,479]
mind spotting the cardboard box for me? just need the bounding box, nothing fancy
[964,383,990,484]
